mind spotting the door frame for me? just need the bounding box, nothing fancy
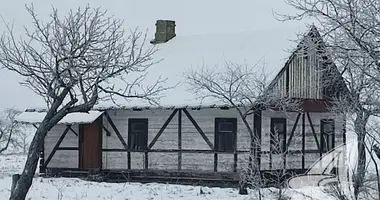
[78,116,103,170]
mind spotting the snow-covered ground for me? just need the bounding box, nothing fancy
[0,154,335,200]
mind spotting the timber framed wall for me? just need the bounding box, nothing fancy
[260,109,345,170]
[40,107,345,174]
[102,107,252,172]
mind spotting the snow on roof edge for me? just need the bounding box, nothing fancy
[15,111,104,125]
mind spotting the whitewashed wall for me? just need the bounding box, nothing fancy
[102,108,253,172]
[42,108,346,173]
[44,124,79,168]
[260,109,345,170]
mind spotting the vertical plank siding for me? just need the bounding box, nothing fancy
[271,45,323,99]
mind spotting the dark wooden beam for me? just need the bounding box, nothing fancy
[57,147,78,150]
[68,125,78,136]
[128,152,131,170]
[286,113,301,150]
[253,110,262,170]
[214,153,218,172]
[302,113,305,169]
[233,153,238,172]
[182,109,214,150]
[102,125,112,136]
[306,112,321,153]
[104,111,128,149]
[44,126,71,167]
[261,149,320,154]
[102,148,251,153]
[178,109,182,171]
[40,134,45,173]
[148,109,178,149]
[144,151,148,170]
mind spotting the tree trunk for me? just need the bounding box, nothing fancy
[353,110,369,199]
[9,126,47,200]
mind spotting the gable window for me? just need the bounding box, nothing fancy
[215,118,237,152]
[321,119,335,152]
[128,119,148,150]
[270,118,286,154]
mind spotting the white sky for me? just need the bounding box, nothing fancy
[0,0,308,111]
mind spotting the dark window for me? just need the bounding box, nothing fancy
[128,119,148,150]
[215,118,237,152]
[270,118,286,154]
[321,119,335,152]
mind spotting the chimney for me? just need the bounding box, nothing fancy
[151,20,176,44]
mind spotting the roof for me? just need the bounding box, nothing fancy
[15,111,103,125]
[95,27,307,109]
[0,0,308,111]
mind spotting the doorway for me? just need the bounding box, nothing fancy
[79,117,102,170]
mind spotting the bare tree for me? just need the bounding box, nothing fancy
[0,4,168,200]
[0,109,23,154]
[277,1,380,198]
[185,61,301,195]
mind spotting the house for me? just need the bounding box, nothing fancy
[15,20,347,185]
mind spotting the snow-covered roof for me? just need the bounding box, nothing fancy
[95,27,306,109]
[15,111,103,125]
[0,0,309,111]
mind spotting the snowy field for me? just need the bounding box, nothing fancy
[0,154,336,200]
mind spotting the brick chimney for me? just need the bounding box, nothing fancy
[150,20,176,44]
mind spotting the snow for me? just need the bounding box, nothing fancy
[94,27,307,109]
[0,0,309,111]
[0,154,334,200]
[14,111,104,125]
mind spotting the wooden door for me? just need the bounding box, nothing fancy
[79,118,102,170]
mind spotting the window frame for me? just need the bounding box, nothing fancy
[214,118,237,153]
[270,118,287,154]
[128,118,148,150]
[320,119,335,152]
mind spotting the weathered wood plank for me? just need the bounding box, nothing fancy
[44,126,71,167]
[148,109,178,149]
[104,112,128,149]
[214,153,218,172]
[306,112,321,154]
[286,113,301,150]
[57,147,78,150]
[102,125,112,136]
[182,109,214,150]
[102,148,250,153]
[302,113,305,169]
[68,126,78,136]
[178,109,182,170]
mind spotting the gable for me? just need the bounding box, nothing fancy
[266,26,347,101]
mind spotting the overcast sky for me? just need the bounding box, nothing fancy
[0,0,308,111]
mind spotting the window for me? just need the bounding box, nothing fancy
[321,119,335,152]
[270,118,286,154]
[128,119,148,150]
[215,118,237,152]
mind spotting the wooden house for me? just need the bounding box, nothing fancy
[15,21,347,185]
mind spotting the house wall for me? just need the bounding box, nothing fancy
[260,109,345,170]
[44,124,79,168]
[42,107,345,173]
[102,108,252,172]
